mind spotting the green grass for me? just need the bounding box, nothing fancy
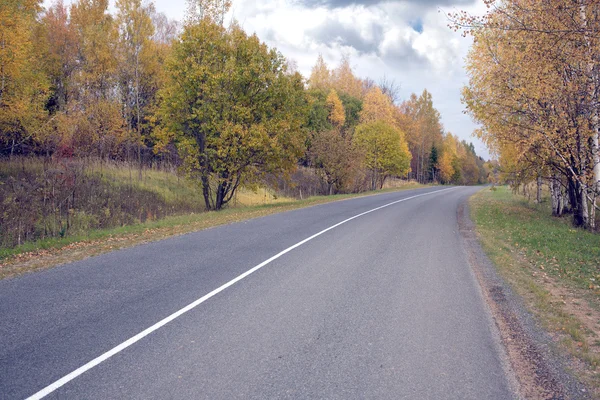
[472,187,600,292]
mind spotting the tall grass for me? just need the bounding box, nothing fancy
[0,157,303,250]
[0,157,206,248]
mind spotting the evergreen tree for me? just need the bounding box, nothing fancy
[428,145,439,182]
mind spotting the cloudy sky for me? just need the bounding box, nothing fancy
[44,0,490,158]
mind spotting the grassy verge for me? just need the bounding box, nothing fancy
[470,186,600,394]
[0,182,426,280]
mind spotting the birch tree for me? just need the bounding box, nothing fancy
[457,0,600,228]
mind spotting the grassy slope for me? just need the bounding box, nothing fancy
[470,186,600,393]
[95,162,205,205]
[0,158,296,257]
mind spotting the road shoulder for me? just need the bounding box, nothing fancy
[457,194,588,399]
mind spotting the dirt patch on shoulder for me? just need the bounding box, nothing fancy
[543,278,600,344]
[457,202,588,399]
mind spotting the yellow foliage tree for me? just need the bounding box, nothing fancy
[353,121,411,190]
[458,0,600,227]
[331,54,363,99]
[0,0,49,155]
[69,0,125,158]
[438,134,458,184]
[308,54,331,92]
[326,89,345,129]
[360,87,395,125]
[397,90,443,183]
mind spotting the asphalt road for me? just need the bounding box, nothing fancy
[0,186,516,399]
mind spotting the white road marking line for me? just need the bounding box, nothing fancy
[26,186,457,400]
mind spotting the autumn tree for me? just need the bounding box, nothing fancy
[308,54,331,92]
[331,54,364,99]
[311,129,356,195]
[398,90,443,183]
[437,134,454,183]
[159,19,307,210]
[353,121,411,190]
[70,0,118,102]
[458,0,600,228]
[0,0,49,156]
[360,87,395,125]
[326,89,345,129]
[116,0,163,165]
[68,0,125,159]
[43,0,78,116]
[459,141,482,185]
[311,87,363,194]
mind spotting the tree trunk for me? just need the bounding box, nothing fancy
[550,178,558,215]
[379,175,387,190]
[581,1,600,199]
[558,188,564,216]
[550,177,565,217]
[568,176,577,211]
[215,183,225,210]
[370,170,377,191]
[593,131,600,195]
[536,176,542,204]
[581,184,589,228]
[580,1,598,229]
[569,176,587,227]
[590,194,596,230]
[201,173,212,210]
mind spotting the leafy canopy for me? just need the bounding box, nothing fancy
[353,121,411,190]
[159,19,307,210]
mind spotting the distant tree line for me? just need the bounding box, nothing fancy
[1,0,489,212]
